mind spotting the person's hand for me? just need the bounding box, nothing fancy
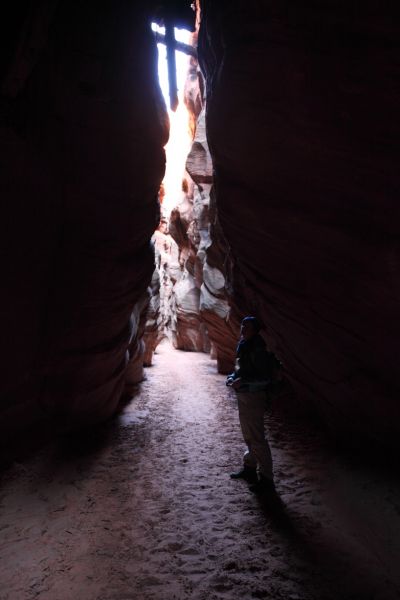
[225,374,235,386]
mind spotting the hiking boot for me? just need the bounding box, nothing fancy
[249,475,276,495]
[229,466,258,484]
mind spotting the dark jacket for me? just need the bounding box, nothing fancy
[229,334,280,392]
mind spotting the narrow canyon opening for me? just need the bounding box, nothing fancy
[143,15,239,375]
[145,20,211,360]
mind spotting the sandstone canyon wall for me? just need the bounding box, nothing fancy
[184,51,241,373]
[199,0,400,446]
[0,2,168,447]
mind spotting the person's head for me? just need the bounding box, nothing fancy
[240,316,261,340]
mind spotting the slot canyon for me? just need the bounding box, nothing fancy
[0,2,399,599]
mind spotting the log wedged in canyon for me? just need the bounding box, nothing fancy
[199,0,400,446]
[0,2,168,444]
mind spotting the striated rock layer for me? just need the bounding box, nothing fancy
[0,2,168,445]
[199,0,400,446]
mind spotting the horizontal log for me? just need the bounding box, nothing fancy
[154,31,197,58]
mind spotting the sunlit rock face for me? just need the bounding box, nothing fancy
[168,188,210,352]
[199,1,400,445]
[184,47,240,372]
[0,2,168,443]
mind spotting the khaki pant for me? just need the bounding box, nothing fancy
[237,390,273,480]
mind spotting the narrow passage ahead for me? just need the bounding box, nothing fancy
[1,342,399,600]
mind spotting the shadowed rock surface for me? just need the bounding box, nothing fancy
[0,2,168,444]
[199,0,400,446]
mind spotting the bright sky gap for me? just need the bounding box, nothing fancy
[152,23,192,217]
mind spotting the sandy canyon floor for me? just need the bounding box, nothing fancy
[1,342,399,600]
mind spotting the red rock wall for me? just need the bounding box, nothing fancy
[199,1,400,446]
[0,2,168,445]
[181,43,240,372]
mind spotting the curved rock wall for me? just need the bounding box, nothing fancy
[185,113,240,373]
[176,41,240,372]
[142,268,163,368]
[0,2,168,445]
[199,0,400,446]
[168,185,211,353]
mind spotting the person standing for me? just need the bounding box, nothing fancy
[226,316,280,494]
